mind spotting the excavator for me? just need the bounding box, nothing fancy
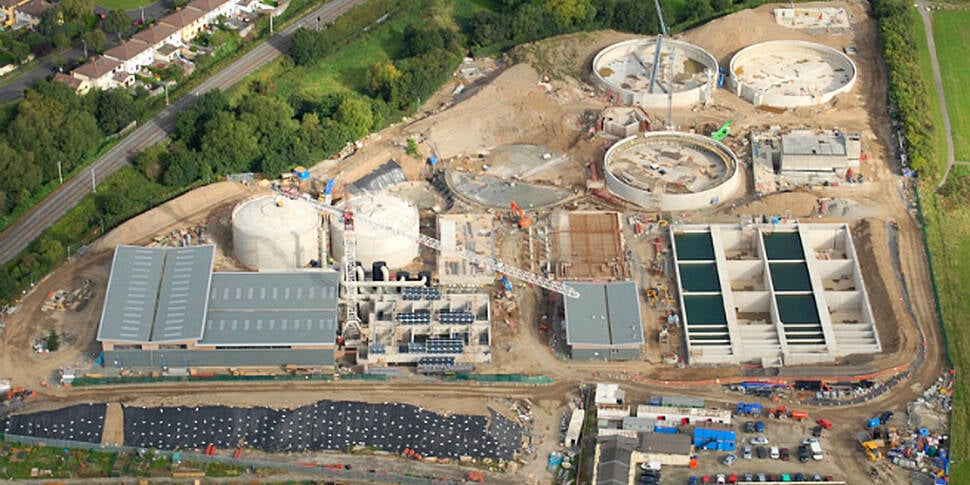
[861,440,885,461]
[510,201,532,229]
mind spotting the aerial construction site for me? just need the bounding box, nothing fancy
[0,2,953,485]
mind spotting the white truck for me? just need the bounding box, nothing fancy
[809,441,823,461]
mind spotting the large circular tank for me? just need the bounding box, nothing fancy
[729,40,857,108]
[232,196,321,270]
[604,131,742,211]
[591,38,718,108]
[330,194,420,269]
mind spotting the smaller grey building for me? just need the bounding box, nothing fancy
[564,282,644,361]
[594,435,637,485]
[780,130,860,173]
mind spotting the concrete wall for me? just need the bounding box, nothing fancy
[604,132,743,211]
[570,346,641,361]
[729,40,857,108]
[591,38,718,108]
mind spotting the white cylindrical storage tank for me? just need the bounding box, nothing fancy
[331,194,420,269]
[232,196,321,270]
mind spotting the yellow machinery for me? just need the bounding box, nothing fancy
[862,440,885,461]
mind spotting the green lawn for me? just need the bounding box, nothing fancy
[921,10,970,478]
[933,10,970,161]
[233,0,483,103]
[912,8,948,177]
[96,0,155,10]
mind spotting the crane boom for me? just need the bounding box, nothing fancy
[279,189,581,299]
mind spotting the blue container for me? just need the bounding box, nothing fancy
[654,426,679,434]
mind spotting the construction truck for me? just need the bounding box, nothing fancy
[509,201,532,229]
[861,440,885,461]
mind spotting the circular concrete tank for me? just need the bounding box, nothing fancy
[232,196,321,270]
[591,38,718,108]
[604,131,742,211]
[729,40,857,108]
[330,194,420,269]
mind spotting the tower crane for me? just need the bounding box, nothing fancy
[341,188,362,339]
[276,188,581,299]
[646,0,675,129]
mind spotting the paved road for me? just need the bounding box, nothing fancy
[0,45,82,101]
[917,0,958,190]
[0,0,364,263]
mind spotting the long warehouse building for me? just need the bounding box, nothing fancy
[97,245,339,369]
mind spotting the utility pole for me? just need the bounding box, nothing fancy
[81,39,87,59]
[164,82,169,106]
[270,15,274,34]
[90,168,96,193]
[57,162,63,184]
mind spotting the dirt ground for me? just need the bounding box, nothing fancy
[0,1,949,484]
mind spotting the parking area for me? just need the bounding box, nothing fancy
[663,415,847,484]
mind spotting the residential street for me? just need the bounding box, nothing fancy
[0,0,366,263]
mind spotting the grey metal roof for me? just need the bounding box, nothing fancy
[595,435,636,485]
[97,246,213,343]
[151,246,214,342]
[639,432,692,455]
[200,272,339,346]
[565,282,644,347]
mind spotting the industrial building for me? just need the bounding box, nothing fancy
[232,195,322,271]
[750,128,862,187]
[355,286,492,366]
[635,404,733,426]
[563,283,645,361]
[437,213,495,286]
[97,245,339,368]
[592,433,694,484]
[671,223,881,366]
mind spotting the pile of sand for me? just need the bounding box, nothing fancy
[406,64,572,159]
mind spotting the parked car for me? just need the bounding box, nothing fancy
[779,447,790,461]
[723,454,737,466]
[812,473,823,482]
[755,421,765,432]
[744,472,754,482]
[743,446,753,459]
[689,476,698,485]
[756,446,767,459]
[750,436,770,445]
[717,474,727,485]
[816,418,834,429]
[880,411,894,424]
[798,445,810,462]
[794,473,806,481]
[770,446,780,459]
[744,421,755,433]
[757,472,767,483]
[812,425,823,437]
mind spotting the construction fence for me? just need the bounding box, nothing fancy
[71,373,390,387]
[445,374,554,384]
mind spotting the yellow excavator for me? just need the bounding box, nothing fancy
[862,440,885,461]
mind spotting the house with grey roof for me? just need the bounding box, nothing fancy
[97,245,339,369]
[563,282,644,361]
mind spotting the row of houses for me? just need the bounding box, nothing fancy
[53,0,266,94]
[0,0,53,31]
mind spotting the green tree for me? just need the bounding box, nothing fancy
[0,266,18,302]
[335,97,374,140]
[95,191,136,221]
[94,89,137,134]
[290,28,324,66]
[46,328,60,351]
[58,0,94,24]
[162,146,202,186]
[135,144,166,182]
[199,110,260,174]
[542,0,594,29]
[299,112,325,148]
[37,8,63,38]
[81,29,107,53]
[0,141,41,214]
[8,41,30,64]
[105,10,130,40]
[365,62,402,105]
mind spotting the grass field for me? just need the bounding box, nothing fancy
[933,10,970,161]
[917,8,970,481]
[96,0,155,10]
[912,8,948,177]
[232,0,483,103]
